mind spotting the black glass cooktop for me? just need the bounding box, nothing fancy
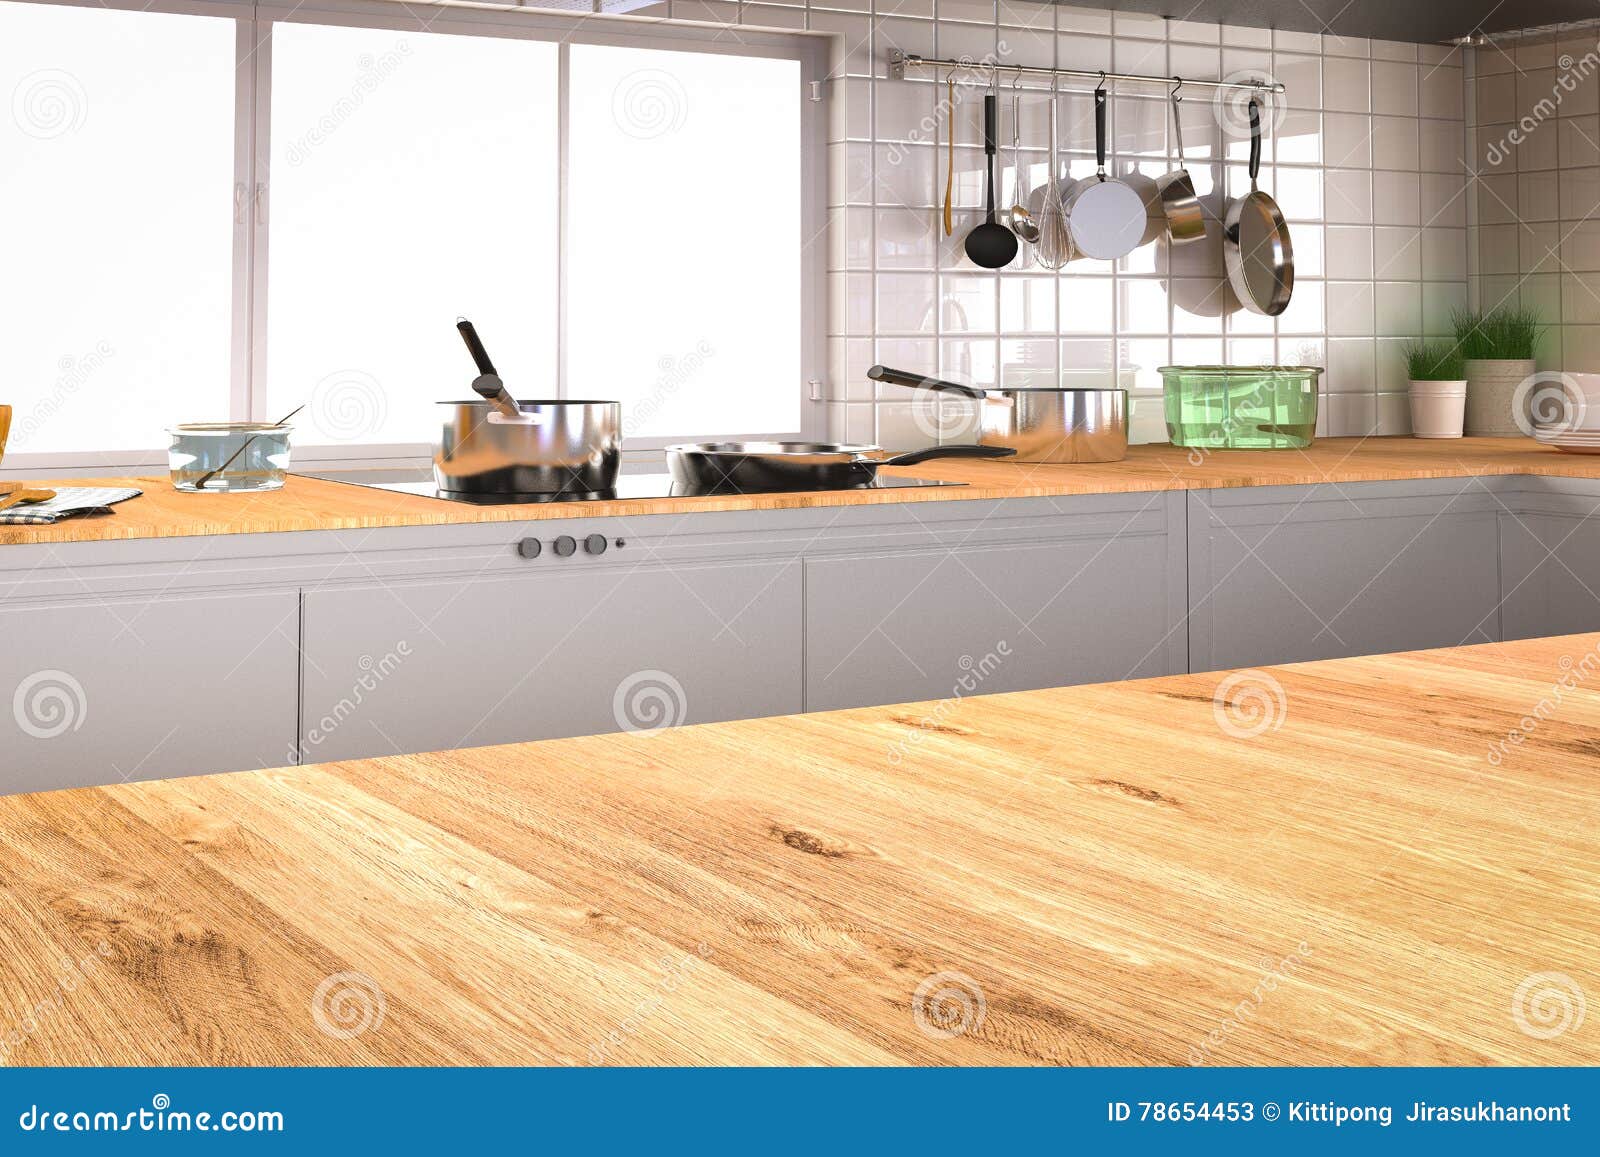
[295,470,964,505]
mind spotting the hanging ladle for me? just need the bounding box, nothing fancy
[964,85,1019,269]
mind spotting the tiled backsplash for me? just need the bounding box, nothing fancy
[809,3,1471,447]
[1470,28,1600,372]
[607,1,1473,448]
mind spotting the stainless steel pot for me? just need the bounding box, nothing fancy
[434,400,621,496]
[666,441,1014,492]
[868,366,1128,463]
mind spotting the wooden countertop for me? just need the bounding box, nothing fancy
[2,634,1596,1065]
[4,436,1599,547]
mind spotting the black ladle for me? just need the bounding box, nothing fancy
[964,91,1019,269]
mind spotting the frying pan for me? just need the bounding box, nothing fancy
[1156,83,1204,245]
[665,441,1014,493]
[1065,82,1147,262]
[1224,98,1294,315]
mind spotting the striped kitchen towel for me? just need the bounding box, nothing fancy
[0,486,143,524]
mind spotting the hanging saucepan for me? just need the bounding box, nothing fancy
[1156,81,1204,244]
[665,441,1014,493]
[1224,98,1294,315]
[1065,79,1148,262]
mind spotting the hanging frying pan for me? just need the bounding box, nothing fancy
[1065,80,1147,262]
[1224,98,1294,315]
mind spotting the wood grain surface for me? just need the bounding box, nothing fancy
[3,436,1598,546]
[1,634,1596,1066]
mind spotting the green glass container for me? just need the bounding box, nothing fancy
[1159,365,1323,450]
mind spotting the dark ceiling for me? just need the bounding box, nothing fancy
[1072,1,1599,45]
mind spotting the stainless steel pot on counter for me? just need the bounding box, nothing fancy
[867,365,1129,463]
[434,400,621,496]
[435,318,621,496]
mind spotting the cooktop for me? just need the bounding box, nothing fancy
[295,470,964,505]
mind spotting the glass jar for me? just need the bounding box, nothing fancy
[168,423,292,492]
[1159,366,1323,450]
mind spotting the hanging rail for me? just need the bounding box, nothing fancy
[887,49,1286,94]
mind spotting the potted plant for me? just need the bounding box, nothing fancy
[1402,341,1467,439]
[1452,306,1543,436]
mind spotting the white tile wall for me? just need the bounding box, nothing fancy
[1468,30,1600,374]
[597,1,1473,445]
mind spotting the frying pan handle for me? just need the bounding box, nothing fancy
[882,444,1017,467]
[1248,98,1261,182]
[457,318,497,377]
[1094,86,1108,178]
[867,364,988,401]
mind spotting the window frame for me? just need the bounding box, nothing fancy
[4,0,828,473]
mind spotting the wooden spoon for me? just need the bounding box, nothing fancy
[943,75,955,237]
[0,487,56,513]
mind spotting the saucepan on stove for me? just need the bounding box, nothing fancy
[868,365,1129,463]
[666,441,1014,493]
[434,319,621,497]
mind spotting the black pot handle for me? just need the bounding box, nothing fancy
[867,365,988,400]
[882,444,1017,467]
[1095,84,1108,179]
[1248,98,1261,182]
[457,318,497,376]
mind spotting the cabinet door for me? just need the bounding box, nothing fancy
[300,560,801,763]
[1500,511,1600,641]
[804,533,1183,712]
[1189,485,1502,671]
[0,590,300,795]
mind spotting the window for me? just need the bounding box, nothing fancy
[266,24,559,446]
[567,44,802,439]
[0,0,822,469]
[0,1,235,456]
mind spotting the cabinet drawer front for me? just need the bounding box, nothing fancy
[804,536,1179,712]
[1189,500,1501,670]
[300,561,801,762]
[0,590,300,794]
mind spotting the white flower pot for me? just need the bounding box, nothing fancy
[1409,380,1467,438]
[1464,358,1537,436]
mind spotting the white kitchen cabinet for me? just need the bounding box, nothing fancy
[1187,481,1505,671]
[1498,477,1600,642]
[298,557,803,763]
[803,493,1189,711]
[0,589,299,794]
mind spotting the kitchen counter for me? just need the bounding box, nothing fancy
[2,633,1596,1065]
[4,436,1599,546]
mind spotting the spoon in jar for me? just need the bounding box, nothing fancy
[193,404,304,491]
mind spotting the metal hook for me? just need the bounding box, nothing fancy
[1013,66,1024,91]
[1171,76,1183,103]
[1096,69,1107,93]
